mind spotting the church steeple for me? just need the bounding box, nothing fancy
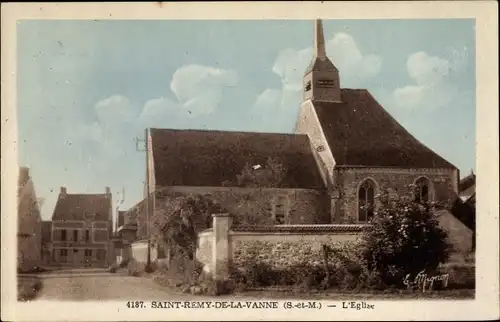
[303,19,341,102]
[315,19,326,59]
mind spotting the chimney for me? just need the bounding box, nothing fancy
[60,186,67,199]
[105,187,111,195]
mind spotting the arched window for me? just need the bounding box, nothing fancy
[358,179,376,222]
[415,177,431,203]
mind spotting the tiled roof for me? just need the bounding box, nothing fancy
[459,173,476,193]
[18,167,30,187]
[305,57,338,74]
[150,129,325,189]
[231,224,368,233]
[51,192,112,222]
[312,89,457,169]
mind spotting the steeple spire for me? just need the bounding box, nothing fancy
[303,19,341,102]
[315,19,326,59]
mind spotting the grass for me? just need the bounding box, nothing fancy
[17,276,43,301]
[232,288,475,300]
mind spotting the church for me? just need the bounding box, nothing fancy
[133,20,462,240]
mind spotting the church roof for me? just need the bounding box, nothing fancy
[312,89,457,168]
[150,128,325,189]
[52,193,112,222]
[305,56,338,74]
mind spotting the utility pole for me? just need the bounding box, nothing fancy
[136,129,152,270]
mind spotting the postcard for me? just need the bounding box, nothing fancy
[1,1,498,321]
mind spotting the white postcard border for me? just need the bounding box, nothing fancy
[1,1,498,321]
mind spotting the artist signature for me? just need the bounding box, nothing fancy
[403,270,449,292]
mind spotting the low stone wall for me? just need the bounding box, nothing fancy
[230,226,362,270]
[131,240,158,263]
[195,213,366,280]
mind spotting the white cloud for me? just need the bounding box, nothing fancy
[248,33,382,132]
[138,97,179,128]
[254,89,282,110]
[272,48,313,91]
[251,32,380,129]
[327,32,382,83]
[391,48,469,109]
[95,95,138,125]
[269,32,382,94]
[170,64,238,116]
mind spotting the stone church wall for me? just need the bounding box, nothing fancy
[333,167,459,223]
[153,186,330,226]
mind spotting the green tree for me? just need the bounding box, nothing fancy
[221,157,287,225]
[358,185,452,286]
[152,194,224,259]
[235,157,286,188]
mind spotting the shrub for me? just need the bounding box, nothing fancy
[153,255,208,294]
[358,187,452,287]
[119,259,130,268]
[127,260,145,277]
[107,263,118,273]
[199,279,236,296]
[145,261,158,274]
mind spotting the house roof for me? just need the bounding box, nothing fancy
[150,128,325,189]
[459,173,476,192]
[18,167,30,187]
[52,193,112,222]
[312,89,457,168]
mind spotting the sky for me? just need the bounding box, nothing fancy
[17,19,476,221]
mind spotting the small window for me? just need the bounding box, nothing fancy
[316,145,325,152]
[61,230,67,241]
[317,79,335,88]
[85,230,90,242]
[73,230,78,241]
[358,179,376,222]
[84,249,92,257]
[274,195,288,225]
[304,81,312,91]
[60,249,68,256]
[415,177,431,203]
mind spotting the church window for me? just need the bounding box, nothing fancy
[273,195,289,225]
[305,81,312,91]
[415,177,431,203]
[358,179,376,222]
[317,79,335,88]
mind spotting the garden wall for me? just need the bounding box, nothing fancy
[130,240,158,263]
[195,213,366,280]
